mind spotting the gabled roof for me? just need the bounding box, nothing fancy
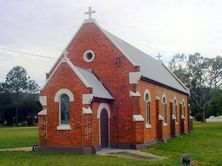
[42,57,113,100]
[75,66,113,100]
[101,29,189,94]
[46,19,189,95]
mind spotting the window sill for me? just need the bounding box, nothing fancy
[57,125,71,130]
[181,115,185,119]
[158,115,164,121]
[163,122,167,127]
[146,123,152,128]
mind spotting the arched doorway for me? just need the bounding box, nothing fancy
[100,109,109,148]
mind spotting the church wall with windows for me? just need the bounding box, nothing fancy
[138,80,189,143]
[39,62,92,147]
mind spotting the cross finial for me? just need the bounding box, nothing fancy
[63,49,69,58]
[156,53,163,60]
[84,7,96,19]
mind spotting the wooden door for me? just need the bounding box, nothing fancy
[100,109,109,148]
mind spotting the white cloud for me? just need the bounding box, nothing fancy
[0,0,222,87]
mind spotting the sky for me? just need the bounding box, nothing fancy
[0,0,222,87]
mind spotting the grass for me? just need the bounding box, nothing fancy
[0,127,38,149]
[144,122,222,165]
[0,122,221,165]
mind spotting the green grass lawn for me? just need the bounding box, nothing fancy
[0,127,38,149]
[0,122,221,165]
[144,122,222,165]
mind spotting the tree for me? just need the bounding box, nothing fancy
[169,53,217,122]
[205,56,222,89]
[3,66,40,126]
[188,53,212,122]
[168,53,191,87]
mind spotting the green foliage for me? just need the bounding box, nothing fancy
[168,53,191,87]
[169,53,222,122]
[4,66,39,94]
[0,66,41,126]
[206,88,222,117]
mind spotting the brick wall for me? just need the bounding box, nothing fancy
[40,63,92,147]
[60,22,138,145]
[39,21,190,148]
[137,80,189,142]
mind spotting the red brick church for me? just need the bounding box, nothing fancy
[37,8,190,153]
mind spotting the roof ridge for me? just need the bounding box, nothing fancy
[102,29,157,62]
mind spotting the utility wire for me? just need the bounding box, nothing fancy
[0,47,56,60]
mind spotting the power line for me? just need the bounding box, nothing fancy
[0,47,56,60]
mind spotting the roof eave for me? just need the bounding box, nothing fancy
[140,76,189,95]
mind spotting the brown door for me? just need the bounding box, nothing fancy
[156,100,163,139]
[100,109,109,148]
[179,104,184,134]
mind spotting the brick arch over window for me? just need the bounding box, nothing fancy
[97,103,111,119]
[54,89,74,102]
[144,89,151,127]
[144,89,151,102]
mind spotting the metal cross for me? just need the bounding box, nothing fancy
[156,53,162,60]
[84,7,96,19]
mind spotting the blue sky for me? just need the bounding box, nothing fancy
[0,0,222,87]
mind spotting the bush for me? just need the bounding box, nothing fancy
[195,112,203,121]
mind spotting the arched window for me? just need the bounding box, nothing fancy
[144,90,151,127]
[162,95,167,123]
[60,94,70,125]
[173,98,177,122]
[182,99,185,117]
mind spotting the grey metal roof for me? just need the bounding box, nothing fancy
[102,29,188,94]
[75,66,113,99]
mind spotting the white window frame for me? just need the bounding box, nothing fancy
[173,97,178,123]
[144,89,151,128]
[162,94,167,125]
[83,50,95,62]
[54,89,74,130]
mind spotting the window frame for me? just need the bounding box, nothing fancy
[173,97,177,123]
[59,94,70,125]
[83,50,95,62]
[144,89,151,128]
[162,94,167,125]
[54,88,74,130]
[182,99,185,118]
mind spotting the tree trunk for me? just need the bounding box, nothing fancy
[15,106,18,126]
[202,109,206,123]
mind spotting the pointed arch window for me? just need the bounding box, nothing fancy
[182,99,185,118]
[54,88,74,130]
[60,94,70,125]
[173,98,177,123]
[144,90,151,128]
[162,95,167,124]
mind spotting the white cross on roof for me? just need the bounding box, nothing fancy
[84,7,96,19]
[156,53,163,60]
